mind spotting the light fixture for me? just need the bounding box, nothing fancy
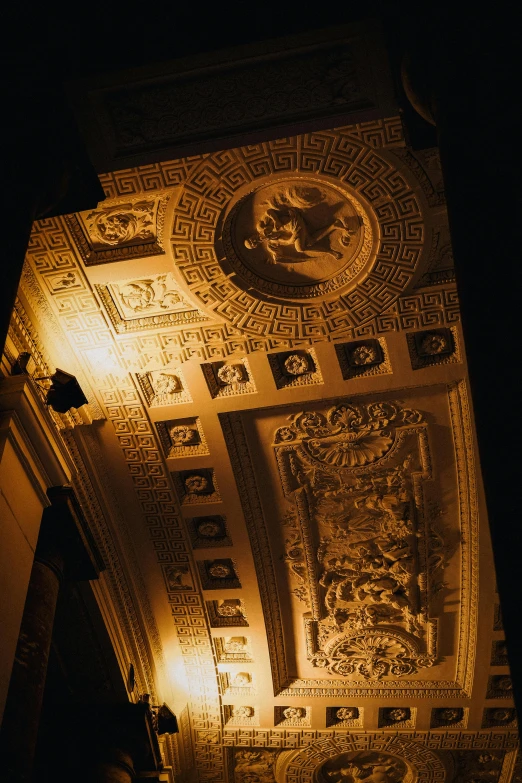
[139,695,179,735]
[35,368,88,413]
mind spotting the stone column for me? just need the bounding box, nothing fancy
[0,487,103,782]
[0,532,64,781]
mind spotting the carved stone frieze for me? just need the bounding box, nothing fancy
[96,272,208,333]
[220,381,478,697]
[233,749,278,783]
[65,196,168,264]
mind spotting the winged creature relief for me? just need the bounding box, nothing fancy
[244,186,357,265]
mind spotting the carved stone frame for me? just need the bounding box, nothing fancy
[219,381,478,698]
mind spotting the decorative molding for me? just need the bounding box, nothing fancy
[156,416,209,459]
[333,337,391,380]
[187,515,232,549]
[491,640,510,666]
[430,707,469,729]
[487,676,514,700]
[96,273,208,334]
[267,349,323,390]
[274,707,311,728]
[207,599,248,628]
[201,358,257,399]
[220,381,478,698]
[325,706,364,729]
[197,559,241,590]
[219,671,255,697]
[224,705,259,727]
[378,707,417,729]
[482,708,518,729]
[136,367,192,407]
[64,195,169,265]
[406,326,461,370]
[214,636,253,664]
[171,468,221,505]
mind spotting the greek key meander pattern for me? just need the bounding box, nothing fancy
[22,218,226,783]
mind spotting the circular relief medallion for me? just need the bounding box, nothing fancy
[223,177,376,300]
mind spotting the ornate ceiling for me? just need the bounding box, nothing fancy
[5,117,518,782]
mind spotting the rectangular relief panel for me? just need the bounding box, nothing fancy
[220,381,477,698]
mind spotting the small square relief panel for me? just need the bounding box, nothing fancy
[378,707,416,729]
[486,675,514,699]
[406,326,461,369]
[207,599,248,627]
[156,417,209,458]
[223,705,258,726]
[491,640,509,666]
[274,706,311,727]
[430,707,469,729]
[267,348,322,389]
[201,358,256,399]
[96,272,205,333]
[219,671,255,697]
[137,367,192,406]
[65,195,168,265]
[171,468,221,505]
[482,707,517,728]
[214,636,253,663]
[162,564,194,594]
[188,515,231,548]
[326,707,363,728]
[334,337,391,380]
[197,559,241,590]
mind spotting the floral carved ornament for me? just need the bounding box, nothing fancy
[275,401,442,681]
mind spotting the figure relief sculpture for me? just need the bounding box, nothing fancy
[323,752,407,783]
[244,186,357,266]
[116,274,183,315]
[275,398,443,680]
[234,750,277,783]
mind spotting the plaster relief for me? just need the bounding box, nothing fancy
[221,382,477,697]
[97,272,207,333]
[66,196,168,264]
